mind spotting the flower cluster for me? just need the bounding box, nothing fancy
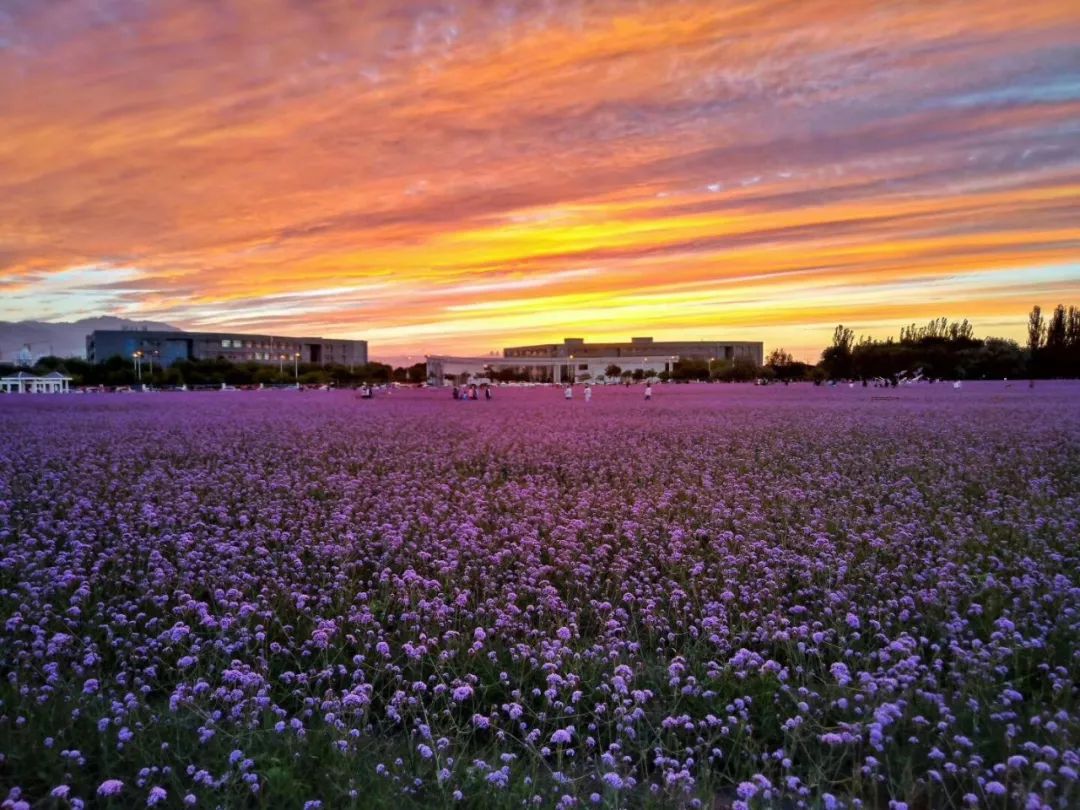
[1,383,1077,808]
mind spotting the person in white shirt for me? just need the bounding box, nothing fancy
[564,385,573,400]
[584,385,592,403]
[644,383,653,400]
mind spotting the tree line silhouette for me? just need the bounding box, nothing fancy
[0,355,430,388]
[812,305,1080,381]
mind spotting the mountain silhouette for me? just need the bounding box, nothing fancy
[0,317,178,362]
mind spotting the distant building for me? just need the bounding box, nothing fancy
[504,337,764,366]
[86,329,367,367]
[427,336,764,385]
[426,351,681,386]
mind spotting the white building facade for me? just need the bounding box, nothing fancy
[426,354,678,385]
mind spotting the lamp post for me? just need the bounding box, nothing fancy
[279,354,285,376]
[294,352,300,380]
[133,351,142,382]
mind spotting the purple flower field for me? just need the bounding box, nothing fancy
[1,383,1078,809]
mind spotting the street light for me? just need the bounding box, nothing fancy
[294,352,300,380]
[279,354,285,376]
[133,351,142,382]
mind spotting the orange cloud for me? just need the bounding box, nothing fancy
[1,0,1078,360]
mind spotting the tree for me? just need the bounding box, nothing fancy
[670,359,709,381]
[765,348,811,382]
[1068,307,1080,378]
[254,366,282,385]
[901,317,974,344]
[715,357,759,382]
[1046,305,1067,351]
[604,364,622,379]
[834,325,855,353]
[1067,306,1080,348]
[708,360,731,381]
[1036,304,1077,378]
[821,325,856,379]
[1027,305,1045,353]
[102,355,136,386]
[361,363,392,384]
[33,355,67,371]
[1027,305,1046,377]
[766,348,794,368]
[968,338,1024,379]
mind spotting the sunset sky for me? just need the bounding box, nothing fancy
[1,0,1078,362]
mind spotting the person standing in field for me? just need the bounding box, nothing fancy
[584,385,592,403]
[564,384,573,400]
[644,382,653,401]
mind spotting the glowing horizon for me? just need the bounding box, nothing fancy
[2,0,1079,363]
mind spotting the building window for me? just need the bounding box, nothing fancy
[221,339,230,348]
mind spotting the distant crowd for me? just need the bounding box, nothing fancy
[449,381,655,402]
[451,383,493,400]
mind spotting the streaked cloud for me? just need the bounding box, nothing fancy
[1,0,1078,361]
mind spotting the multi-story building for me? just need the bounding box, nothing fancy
[86,329,367,367]
[503,336,763,366]
[427,336,764,385]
